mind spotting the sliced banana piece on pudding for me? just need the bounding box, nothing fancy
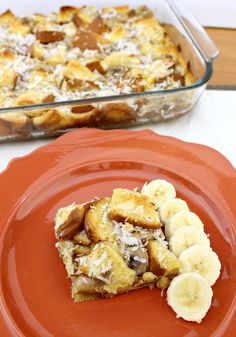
[169,225,210,257]
[179,244,221,286]
[165,210,204,240]
[159,198,189,225]
[167,272,213,323]
[141,179,176,208]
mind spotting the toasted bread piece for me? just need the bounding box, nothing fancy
[97,103,136,125]
[58,6,79,23]
[106,26,126,42]
[47,48,67,66]
[101,52,140,71]
[109,188,161,229]
[36,31,65,44]
[113,6,131,14]
[65,78,99,91]
[0,66,18,88]
[78,242,136,294]
[32,13,46,24]
[29,42,44,59]
[30,42,67,65]
[72,30,99,51]
[71,107,98,127]
[86,61,105,74]
[64,60,97,81]
[84,198,114,242]
[77,6,97,24]
[32,109,74,131]
[0,10,16,24]
[140,42,178,60]
[0,112,31,136]
[55,202,91,240]
[8,20,31,35]
[0,48,17,62]
[72,13,83,27]
[88,17,108,34]
[71,105,96,114]
[147,239,180,277]
[14,90,54,106]
[185,71,195,86]
[134,16,164,40]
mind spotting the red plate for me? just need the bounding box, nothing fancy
[0,129,236,337]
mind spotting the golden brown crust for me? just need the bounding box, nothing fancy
[0,112,31,136]
[109,188,161,229]
[0,48,17,61]
[72,13,84,27]
[86,61,105,74]
[0,10,16,24]
[36,31,65,44]
[63,60,97,81]
[97,103,136,125]
[84,198,113,242]
[32,110,74,131]
[88,17,108,35]
[72,30,99,50]
[14,91,55,107]
[55,203,91,240]
[58,6,79,23]
[0,66,18,89]
[71,107,98,127]
[147,240,180,277]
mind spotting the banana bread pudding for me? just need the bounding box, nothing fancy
[0,5,195,138]
[54,179,221,323]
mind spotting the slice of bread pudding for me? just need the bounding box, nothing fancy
[54,187,180,302]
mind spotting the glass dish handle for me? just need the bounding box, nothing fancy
[167,0,219,62]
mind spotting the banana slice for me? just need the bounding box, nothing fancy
[167,272,213,323]
[169,225,210,257]
[141,179,176,208]
[179,245,221,286]
[165,210,204,240]
[159,198,189,225]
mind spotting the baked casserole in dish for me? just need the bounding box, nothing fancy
[0,1,218,140]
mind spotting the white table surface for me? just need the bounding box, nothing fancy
[0,89,236,173]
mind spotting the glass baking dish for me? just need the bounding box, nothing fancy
[0,0,218,141]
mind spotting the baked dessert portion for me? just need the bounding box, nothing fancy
[54,179,221,323]
[0,5,195,138]
[54,187,180,303]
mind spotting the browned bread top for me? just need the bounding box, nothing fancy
[109,188,161,229]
